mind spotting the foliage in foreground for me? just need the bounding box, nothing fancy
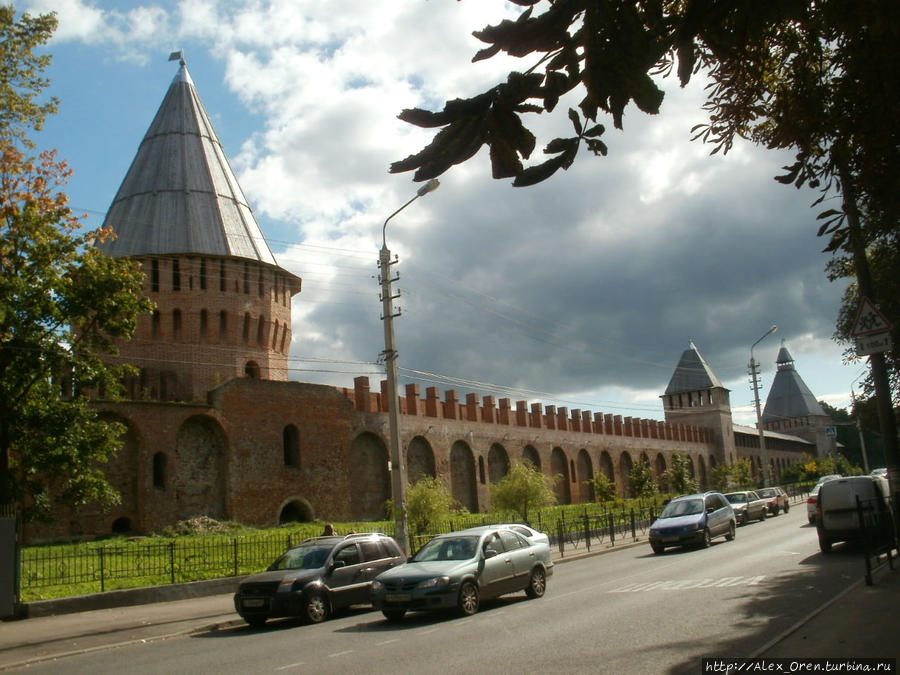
[0,7,154,518]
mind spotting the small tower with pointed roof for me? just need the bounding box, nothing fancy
[762,342,836,457]
[661,342,735,464]
[99,57,301,401]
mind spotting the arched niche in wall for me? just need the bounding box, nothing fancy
[450,440,478,512]
[349,432,390,520]
[408,436,436,484]
[175,415,227,521]
[551,447,571,505]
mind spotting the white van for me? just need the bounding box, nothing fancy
[816,475,892,553]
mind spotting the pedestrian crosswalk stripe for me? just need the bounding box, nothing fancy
[608,575,765,592]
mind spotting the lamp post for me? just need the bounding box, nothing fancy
[850,372,871,473]
[750,325,777,487]
[379,179,439,555]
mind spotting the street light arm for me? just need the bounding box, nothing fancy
[750,325,778,360]
[382,179,440,249]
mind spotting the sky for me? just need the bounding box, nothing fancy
[23,0,867,426]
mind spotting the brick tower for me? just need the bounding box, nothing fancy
[99,57,301,401]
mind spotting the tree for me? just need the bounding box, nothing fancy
[589,471,616,502]
[710,463,731,492]
[0,7,58,147]
[663,452,697,495]
[729,458,754,489]
[490,460,557,522]
[405,477,458,534]
[627,457,656,499]
[829,240,899,403]
[0,9,153,520]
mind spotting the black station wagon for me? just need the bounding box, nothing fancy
[234,532,404,626]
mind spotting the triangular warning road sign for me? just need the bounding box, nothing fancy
[852,297,891,336]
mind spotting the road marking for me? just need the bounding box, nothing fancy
[608,575,766,592]
[275,662,306,671]
[328,650,355,658]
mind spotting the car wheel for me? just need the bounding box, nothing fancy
[725,522,735,541]
[702,528,712,548]
[784,503,790,513]
[819,537,832,554]
[382,609,406,621]
[457,581,480,616]
[303,592,328,624]
[651,543,665,555]
[525,567,546,599]
[244,614,267,628]
[760,508,767,521]
[740,513,748,526]
[808,514,815,525]
[772,505,780,516]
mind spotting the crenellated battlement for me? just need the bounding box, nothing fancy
[340,376,712,445]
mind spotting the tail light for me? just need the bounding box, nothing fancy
[807,496,817,504]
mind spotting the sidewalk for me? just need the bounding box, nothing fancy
[1,538,897,670]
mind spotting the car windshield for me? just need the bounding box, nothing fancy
[411,536,479,562]
[725,493,747,504]
[659,498,704,518]
[269,544,332,571]
[757,488,776,498]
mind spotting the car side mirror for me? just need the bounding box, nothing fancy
[331,560,346,570]
[483,549,498,559]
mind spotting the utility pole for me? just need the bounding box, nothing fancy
[750,325,777,487]
[378,179,439,555]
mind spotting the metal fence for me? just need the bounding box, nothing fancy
[22,500,668,598]
[21,531,310,596]
[857,495,896,585]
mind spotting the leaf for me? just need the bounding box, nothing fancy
[472,44,502,63]
[630,73,665,115]
[545,137,575,155]
[586,138,608,156]
[583,123,605,138]
[568,108,582,135]
[513,155,567,187]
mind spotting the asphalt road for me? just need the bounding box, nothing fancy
[13,509,863,675]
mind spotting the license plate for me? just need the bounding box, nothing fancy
[385,594,411,603]
[242,598,266,608]
[661,537,678,543]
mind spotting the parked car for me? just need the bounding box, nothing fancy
[370,525,553,620]
[233,532,404,627]
[756,486,790,515]
[725,490,768,525]
[648,492,736,554]
[817,475,893,553]
[486,523,550,547]
[807,475,841,524]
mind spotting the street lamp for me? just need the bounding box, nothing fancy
[379,179,439,554]
[850,371,870,473]
[750,325,777,487]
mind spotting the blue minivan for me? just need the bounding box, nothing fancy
[649,492,737,554]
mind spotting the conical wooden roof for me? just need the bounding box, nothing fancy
[664,342,725,395]
[99,62,277,265]
[761,344,826,423]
